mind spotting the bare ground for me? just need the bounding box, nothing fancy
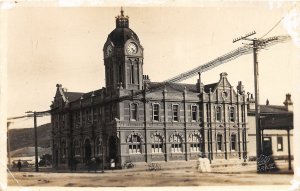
[7,168,293,187]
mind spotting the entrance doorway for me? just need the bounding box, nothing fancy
[263,137,273,156]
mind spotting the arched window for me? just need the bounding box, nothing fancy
[171,134,182,153]
[95,137,102,156]
[229,107,235,122]
[128,135,141,154]
[216,106,221,122]
[217,134,223,151]
[190,134,201,152]
[131,103,138,120]
[231,134,237,151]
[152,135,163,153]
[73,139,81,157]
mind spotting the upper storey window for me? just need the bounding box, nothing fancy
[216,106,221,122]
[172,105,179,122]
[153,104,159,121]
[131,103,138,121]
[191,105,197,121]
[229,107,235,122]
[130,63,135,84]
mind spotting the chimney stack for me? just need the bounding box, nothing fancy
[283,93,293,112]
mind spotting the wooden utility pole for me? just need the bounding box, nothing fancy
[25,110,51,172]
[233,31,263,171]
[33,111,39,172]
[252,39,262,161]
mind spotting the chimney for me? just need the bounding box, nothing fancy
[247,93,255,110]
[266,99,269,105]
[283,93,293,112]
[237,81,244,95]
[196,72,204,93]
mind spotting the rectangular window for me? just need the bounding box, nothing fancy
[171,143,182,153]
[217,134,223,151]
[231,134,237,151]
[229,107,235,122]
[98,107,102,122]
[87,109,92,124]
[191,106,197,121]
[131,104,137,120]
[153,104,159,121]
[61,114,65,128]
[277,136,283,151]
[216,106,221,122]
[173,105,179,122]
[190,143,200,152]
[93,107,98,123]
[151,144,163,153]
[129,144,141,154]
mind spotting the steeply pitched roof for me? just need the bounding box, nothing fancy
[204,83,218,93]
[64,92,84,102]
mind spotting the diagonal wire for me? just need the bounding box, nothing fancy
[259,17,284,39]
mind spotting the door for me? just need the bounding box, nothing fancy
[263,137,273,156]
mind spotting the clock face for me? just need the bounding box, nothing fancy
[106,45,113,57]
[127,42,138,54]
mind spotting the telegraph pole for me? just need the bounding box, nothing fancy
[252,38,262,161]
[25,110,51,172]
[233,31,263,171]
[33,111,39,172]
[26,111,39,172]
[233,32,281,171]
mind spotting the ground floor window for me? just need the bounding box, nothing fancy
[60,140,67,163]
[152,135,163,153]
[129,144,141,154]
[129,135,141,154]
[190,133,201,152]
[190,143,200,152]
[73,139,81,157]
[217,134,223,151]
[277,136,283,151]
[230,134,237,151]
[96,137,102,156]
[171,134,183,153]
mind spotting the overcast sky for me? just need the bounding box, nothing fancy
[5,2,300,129]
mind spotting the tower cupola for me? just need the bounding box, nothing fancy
[116,7,129,28]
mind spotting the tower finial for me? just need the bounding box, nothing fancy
[121,7,124,16]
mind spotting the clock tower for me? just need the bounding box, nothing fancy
[103,8,144,93]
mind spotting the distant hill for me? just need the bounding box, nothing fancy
[10,147,52,157]
[9,123,52,151]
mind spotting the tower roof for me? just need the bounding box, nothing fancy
[108,7,140,46]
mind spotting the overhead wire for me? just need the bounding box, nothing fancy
[259,17,284,39]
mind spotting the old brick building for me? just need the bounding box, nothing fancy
[51,9,249,170]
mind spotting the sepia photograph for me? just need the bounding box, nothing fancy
[2,1,300,190]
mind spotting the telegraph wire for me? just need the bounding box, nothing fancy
[260,17,284,39]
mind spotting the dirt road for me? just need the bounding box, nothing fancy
[7,168,293,187]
